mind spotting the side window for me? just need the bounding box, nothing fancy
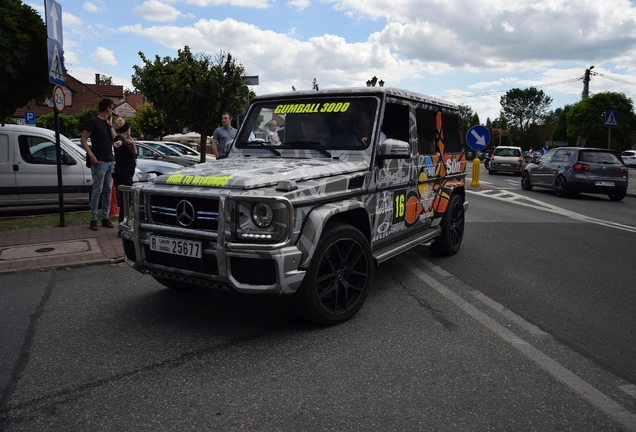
[441,113,462,153]
[552,149,570,163]
[416,108,437,154]
[0,134,9,163]
[381,103,409,143]
[18,135,65,165]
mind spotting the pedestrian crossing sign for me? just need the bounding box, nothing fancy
[605,110,618,128]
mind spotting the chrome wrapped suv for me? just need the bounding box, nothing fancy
[119,87,469,324]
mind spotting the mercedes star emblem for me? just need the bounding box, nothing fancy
[176,200,196,227]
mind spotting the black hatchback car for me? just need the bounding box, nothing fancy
[521,147,629,201]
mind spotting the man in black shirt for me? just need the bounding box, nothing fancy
[81,98,116,231]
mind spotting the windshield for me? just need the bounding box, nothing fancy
[236,97,380,151]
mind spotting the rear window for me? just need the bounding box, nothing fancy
[578,151,621,164]
[494,148,521,157]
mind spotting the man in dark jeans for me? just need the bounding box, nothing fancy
[80,98,116,231]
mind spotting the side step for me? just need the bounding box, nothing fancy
[372,227,441,264]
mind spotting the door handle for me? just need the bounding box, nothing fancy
[12,165,18,172]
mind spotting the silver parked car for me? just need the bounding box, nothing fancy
[135,142,196,167]
[73,139,183,177]
[136,140,200,162]
[621,150,636,168]
[521,147,629,201]
[489,146,524,175]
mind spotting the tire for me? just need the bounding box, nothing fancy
[609,191,626,201]
[521,171,533,190]
[152,276,206,293]
[554,176,570,198]
[292,222,374,325]
[429,194,465,256]
[484,160,489,170]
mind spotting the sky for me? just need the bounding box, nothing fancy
[32,0,636,122]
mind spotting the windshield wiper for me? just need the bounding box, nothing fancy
[245,141,281,156]
[287,141,332,158]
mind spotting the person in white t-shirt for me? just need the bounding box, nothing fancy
[267,120,285,146]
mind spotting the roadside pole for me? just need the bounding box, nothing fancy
[45,0,66,227]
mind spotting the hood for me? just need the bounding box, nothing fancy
[154,158,369,189]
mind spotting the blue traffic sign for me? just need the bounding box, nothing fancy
[47,39,65,86]
[45,0,63,45]
[605,110,618,128]
[466,125,491,151]
[24,112,36,126]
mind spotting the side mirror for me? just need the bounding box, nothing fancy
[376,139,410,159]
[62,153,77,165]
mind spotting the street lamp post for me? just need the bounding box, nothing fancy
[366,76,385,87]
[582,65,594,99]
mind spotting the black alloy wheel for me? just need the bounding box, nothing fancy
[293,222,374,325]
[521,171,533,190]
[429,193,465,256]
[554,176,570,198]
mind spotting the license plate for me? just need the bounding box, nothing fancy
[149,235,202,258]
[500,163,511,166]
[595,181,615,187]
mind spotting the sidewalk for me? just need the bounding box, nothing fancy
[0,223,123,274]
[1,169,635,275]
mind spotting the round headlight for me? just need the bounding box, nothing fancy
[252,202,273,228]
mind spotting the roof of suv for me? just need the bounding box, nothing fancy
[251,86,459,111]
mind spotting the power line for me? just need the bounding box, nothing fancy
[591,71,636,87]
[445,77,582,99]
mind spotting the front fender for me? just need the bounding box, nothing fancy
[296,200,369,268]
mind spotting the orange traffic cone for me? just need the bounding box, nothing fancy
[109,182,119,218]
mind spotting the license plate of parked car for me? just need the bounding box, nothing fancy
[595,181,615,187]
[149,235,202,258]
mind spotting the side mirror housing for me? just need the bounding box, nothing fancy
[63,153,77,165]
[376,139,410,159]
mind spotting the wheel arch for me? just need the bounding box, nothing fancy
[297,202,371,269]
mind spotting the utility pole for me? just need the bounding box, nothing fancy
[582,65,594,99]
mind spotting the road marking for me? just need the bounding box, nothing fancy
[403,258,636,431]
[621,384,636,400]
[467,189,636,234]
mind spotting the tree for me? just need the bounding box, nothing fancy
[36,112,79,138]
[77,108,99,131]
[500,87,553,149]
[566,92,636,151]
[133,102,180,140]
[132,47,246,162]
[0,0,50,119]
[551,105,576,145]
[98,75,113,85]
[458,104,473,134]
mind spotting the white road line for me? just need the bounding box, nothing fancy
[621,384,636,400]
[403,258,636,431]
[467,189,636,234]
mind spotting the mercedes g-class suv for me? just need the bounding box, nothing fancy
[119,87,468,324]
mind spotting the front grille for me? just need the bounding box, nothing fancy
[148,194,219,231]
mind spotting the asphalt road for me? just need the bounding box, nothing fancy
[1,171,636,430]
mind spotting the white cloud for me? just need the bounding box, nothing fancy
[119,18,428,92]
[133,0,183,22]
[83,2,102,13]
[89,47,118,65]
[288,0,311,10]
[182,0,271,7]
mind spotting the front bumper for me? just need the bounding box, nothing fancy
[118,184,305,295]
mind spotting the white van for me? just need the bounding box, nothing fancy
[0,124,93,207]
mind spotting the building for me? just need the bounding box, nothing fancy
[12,73,143,124]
